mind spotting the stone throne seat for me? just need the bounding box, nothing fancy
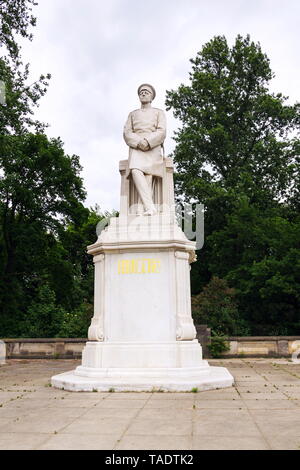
[119,157,175,216]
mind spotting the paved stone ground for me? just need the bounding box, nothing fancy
[0,358,300,450]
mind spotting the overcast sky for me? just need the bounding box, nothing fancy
[20,0,300,212]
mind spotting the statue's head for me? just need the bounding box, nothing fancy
[137,83,156,104]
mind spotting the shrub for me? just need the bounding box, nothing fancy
[191,276,249,335]
[208,334,230,358]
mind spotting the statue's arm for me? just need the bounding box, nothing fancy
[123,112,140,148]
[145,109,166,149]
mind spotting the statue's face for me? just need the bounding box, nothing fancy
[139,88,153,104]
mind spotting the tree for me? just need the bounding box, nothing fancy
[20,281,65,337]
[166,35,299,207]
[0,0,51,134]
[1,0,37,60]
[166,35,300,334]
[208,201,300,334]
[0,1,92,337]
[0,133,88,335]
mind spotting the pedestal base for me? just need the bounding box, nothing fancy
[51,340,234,392]
[51,366,233,392]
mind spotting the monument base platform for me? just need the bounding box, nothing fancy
[51,366,233,392]
[51,340,234,392]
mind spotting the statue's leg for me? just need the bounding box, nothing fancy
[145,174,153,192]
[131,169,156,215]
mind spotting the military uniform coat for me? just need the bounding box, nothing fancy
[123,107,166,178]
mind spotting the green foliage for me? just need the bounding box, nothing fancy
[0,133,89,333]
[20,282,65,337]
[166,34,300,335]
[57,302,93,338]
[0,203,106,337]
[208,202,300,334]
[208,335,230,358]
[0,0,37,61]
[0,133,87,230]
[192,276,249,335]
[0,0,51,135]
[0,56,50,134]
[166,34,299,207]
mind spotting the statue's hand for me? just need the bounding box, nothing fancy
[137,139,150,151]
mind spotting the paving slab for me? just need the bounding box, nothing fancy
[193,399,247,409]
[137,408,194,420]
[283,391,300,399]
[265,435,300,450]
[82,407,139,419]
[193,419,261,438]
[235,383,278,391]
[36,433,120,450]
[192,435,269,450]
[0,392,28,402]
[115,435,192,450]
[148,392,195,400]
[144,398,195,409]
[193,389,240,399]
[0,358,300,450]
[103,392,153,400]
[193,408,261,438]
[244,399,299,410]
[249,409,300,437]
[239,391,287,400]
[61,416,133,436]
[97,398,148,409]
[0,432,51,450]
[125,417,193,436]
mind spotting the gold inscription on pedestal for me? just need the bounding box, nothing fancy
[118,258,161,274]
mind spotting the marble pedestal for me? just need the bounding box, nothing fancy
[51,214,234,392]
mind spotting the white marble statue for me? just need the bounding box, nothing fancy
[123,84,166,215]
[50,83,234,392]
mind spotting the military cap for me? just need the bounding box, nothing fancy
[137,83,156,100]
